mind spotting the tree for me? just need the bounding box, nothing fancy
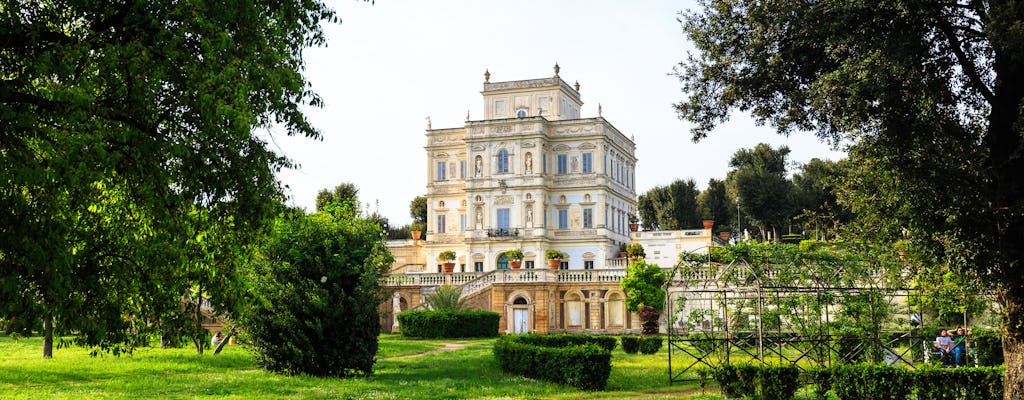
[0,1,336,357]
[638,179,702,230]
[697,178,734,233]
[726,144,795,241]
[425,285,466,311]
[410,195,428,225]
[621,260,666,335]
[240,203,393,377]
[316,183,361,212]
[791,159,849,241]
[675,1,1024,396]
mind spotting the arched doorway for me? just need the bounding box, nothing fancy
[512,297,529,333]
[497,253,509,269]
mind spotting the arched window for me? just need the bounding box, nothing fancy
[497,149,509,174]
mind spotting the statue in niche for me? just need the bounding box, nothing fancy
[475,157,482,177]
[475,207,483,229]
[571,156,579,172]
[524,153,533,174]
[526,206,533,226]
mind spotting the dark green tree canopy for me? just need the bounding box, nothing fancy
[727,143,794,240]
[409,195,428,225]
[638,179,701,230]
[697,178,734,233]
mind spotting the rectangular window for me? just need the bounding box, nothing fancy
[460,214,466,231]
[542,153,547,174]
[436,214,446,234]
[497,208,510,232]
[558,209,568,229]
[436,161,446,181]
[582,153,593,173]
[559,261,569,270]
[460,264,466,273]
[525,260,534,269]
[583,208,593,228]
[557,154,567,174]
[474,262,483,272]
[584,260,594,270]
[460,160,466,179]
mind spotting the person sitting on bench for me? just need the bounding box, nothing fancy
[934,329,953,366]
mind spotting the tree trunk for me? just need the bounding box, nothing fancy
[987,29,1024,400]
[1000,287,1024,400]
[42,315,53,359]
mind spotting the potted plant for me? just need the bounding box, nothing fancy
[545,249,564,270]
[507,248,524,269]
[410,221,425,241]
[438,250,457,274]
[626,242,645,262]
[628,213,640,232]
[618,242,628,258]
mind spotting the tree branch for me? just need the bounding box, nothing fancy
[937,15,995,104]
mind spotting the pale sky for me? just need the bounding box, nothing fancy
[272,0,846,226]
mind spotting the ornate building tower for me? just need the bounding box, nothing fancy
[423,65,638,273]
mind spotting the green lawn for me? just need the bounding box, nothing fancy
[0,335,715,399]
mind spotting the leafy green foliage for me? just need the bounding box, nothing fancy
[697,178,734,233]
[675,1,1024,394]
[424,285,465,311]
[509,334,617,352]
[727,143,795,241]
[545,249,564,260]
[621,260,666,312]
[493,335,612,390]
[396,310,499,338]
[637,179,701,230]
[240,204,392,377]
[625,243,645,259]
[709,364,800,400]
[437,250,457,262]
[409,195,428,225]
[0,0,337,357]
[315,183,360,212]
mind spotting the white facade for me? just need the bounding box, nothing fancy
[423,66,638,273]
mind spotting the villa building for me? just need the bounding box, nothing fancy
[381,66,714,335]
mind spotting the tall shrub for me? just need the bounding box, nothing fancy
[240,204,392,376]
[621,260,666,335]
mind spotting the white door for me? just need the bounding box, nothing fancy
[513,308,529,333]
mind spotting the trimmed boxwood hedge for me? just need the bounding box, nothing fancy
[509,333,617,352]
[813,364,1004,400]
[710,364,800,400]
[621,336,640,354]
[638,336,663,354]
[493,334,612,390]
[396,310,499,338]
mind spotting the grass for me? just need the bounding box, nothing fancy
[0,334,711,399]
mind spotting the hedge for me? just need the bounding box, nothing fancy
[621,336,640,354]
[493,335,612,390]
[510,333,617,352]
[396,310,499,338]
[710,364,800,400]
[639,336,663,354]
[816,364,1004,400]
[971,328,1004,367]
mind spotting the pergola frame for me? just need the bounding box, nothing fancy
[664,250,931,384]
